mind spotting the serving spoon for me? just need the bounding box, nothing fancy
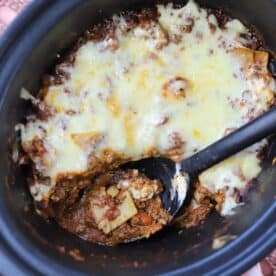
[124,107,276,217]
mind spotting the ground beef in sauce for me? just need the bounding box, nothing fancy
[46,170,171,245]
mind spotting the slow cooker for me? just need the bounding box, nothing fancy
[0,0,275,275]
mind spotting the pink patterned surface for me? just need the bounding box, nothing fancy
[0,1,274,275]
[0,0,29,33]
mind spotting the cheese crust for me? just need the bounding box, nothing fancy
[20,0,275,220]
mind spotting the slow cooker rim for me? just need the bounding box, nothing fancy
[0,0,275,275]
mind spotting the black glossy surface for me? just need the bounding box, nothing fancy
[0,1,275,275]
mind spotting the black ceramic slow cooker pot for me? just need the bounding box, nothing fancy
[0,0,275,275]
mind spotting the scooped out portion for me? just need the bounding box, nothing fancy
[54,169,171,245]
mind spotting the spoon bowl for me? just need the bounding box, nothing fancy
[123,157,189,216]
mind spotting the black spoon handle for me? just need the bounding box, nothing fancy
[181,107,276,176]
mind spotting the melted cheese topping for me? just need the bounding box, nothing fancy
[20,1,275,214]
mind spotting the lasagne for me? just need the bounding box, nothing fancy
[18,0,275,245]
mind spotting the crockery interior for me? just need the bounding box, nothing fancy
[0,0,275,274]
